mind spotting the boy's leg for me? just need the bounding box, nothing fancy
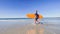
[34,19,36,23]
[35,18,37,24]
[35,20,36,23]
[37,19,40,24]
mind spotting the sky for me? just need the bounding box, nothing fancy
[0,0,60,18]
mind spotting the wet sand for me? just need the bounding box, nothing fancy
[0,22,60,34]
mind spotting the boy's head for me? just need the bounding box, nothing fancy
[36,10,38,13]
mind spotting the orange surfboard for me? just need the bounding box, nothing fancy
[26,14,43,19]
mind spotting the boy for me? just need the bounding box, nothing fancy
[35,10,40,24]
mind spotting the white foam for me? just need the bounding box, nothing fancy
[32,23,36,25]
[0,20,26,22]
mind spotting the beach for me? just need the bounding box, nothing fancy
[0,18,60,34]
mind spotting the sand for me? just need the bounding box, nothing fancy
[0,22,60,34]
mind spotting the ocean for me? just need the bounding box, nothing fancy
[0,18,60,26]
[0,18,60,34]
[0,17,60,28]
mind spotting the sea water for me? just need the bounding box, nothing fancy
[0,18,60,34]
[0,18,60,26]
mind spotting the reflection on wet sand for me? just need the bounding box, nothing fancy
[0,22,59,34]
[27,24,44,34]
